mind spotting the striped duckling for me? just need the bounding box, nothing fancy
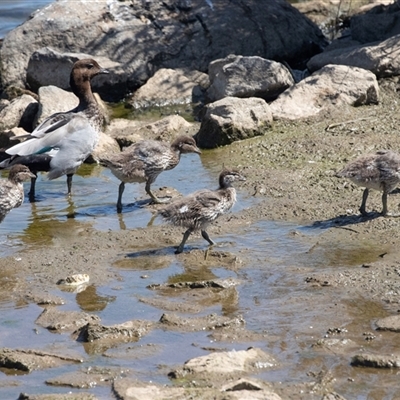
[160,168,245,253]
[0,164,35,222]
[336,149,400,216]
[0,58,109,198]
[100,135,201,212]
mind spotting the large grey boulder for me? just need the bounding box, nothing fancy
[269,64,379,120]
[34,85,78,126]
[195,97,273,149]
[307,34,400,78]
[129,68,209,108]
[0,94,38,133]
[350,2,400,43]
[207,55,295,102]
[26,47,126,101]
[0,0,327,98]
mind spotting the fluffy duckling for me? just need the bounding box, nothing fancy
[0,164,35,222]
[336,150,400,216]
[100,135,201,212]
[0,59,109,198]
[160,168,245,253]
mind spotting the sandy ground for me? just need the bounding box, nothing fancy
[3,78,400,399]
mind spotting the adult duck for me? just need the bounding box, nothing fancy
[0,58,109,198]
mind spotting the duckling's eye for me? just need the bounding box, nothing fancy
[87,63,94,69]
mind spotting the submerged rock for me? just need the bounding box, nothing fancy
[73,320,154,343]
[35,307,100,333]
[45,366,127,389]
[0,348,82,372]
[148,277,240,290]
[351,353,400,368]
[159,313,245,331]
[375,315,400,332]
[18,393,97,400]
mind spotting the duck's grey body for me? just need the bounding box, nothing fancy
[336,150,400,216]
[0,164,35,222]
[0,59,109,198]
[100,135,201,211]
[160,169,245,253]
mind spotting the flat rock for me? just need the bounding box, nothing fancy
[351,353,400,368]
[35,307,100,333]
[148,277,240,290]
[169,347,277,378]
[0,348,82,373]
[159,313,245,331]
[73,320,154,342]
[375,315,400,332]
[18,393,97,400]
[269,64,379,120]
[195,96,273,148]
[207,54,294,102]
[45,366,126,388]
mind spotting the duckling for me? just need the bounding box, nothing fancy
[0,58,109,198]
[99,135,201,212]
[159,168,245,253]
[0,164,35,222]
[336,150,400,216]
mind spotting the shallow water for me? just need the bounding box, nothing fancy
[0,152,395,399]
[0,0,54,38]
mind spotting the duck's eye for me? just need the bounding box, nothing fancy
[87,63,94,69]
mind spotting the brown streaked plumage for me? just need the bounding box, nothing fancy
[160,168,246,254]
[100,135,201,212]
[336,150,400,216]
[0,164,35,223]
[0,59,109,199]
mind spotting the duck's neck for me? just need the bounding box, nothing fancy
[70,77,97,110]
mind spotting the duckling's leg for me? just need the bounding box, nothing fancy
[117,182,125,213]
[381,192,388,216]
[359,188,369,215]
[28,174,37,202]
[201,230,216,246]
[66,173,73,195]
[175,228,193,254]
[145,181,170,204]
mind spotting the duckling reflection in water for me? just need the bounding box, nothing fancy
[0,164,35,222]
[336,150,400,216]
[99,135,201,212]
[160,168,245,254]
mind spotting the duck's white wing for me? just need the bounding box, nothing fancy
[47,117,99,180]
[6,113,77,156]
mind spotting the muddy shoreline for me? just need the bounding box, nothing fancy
[2,82,400,399]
